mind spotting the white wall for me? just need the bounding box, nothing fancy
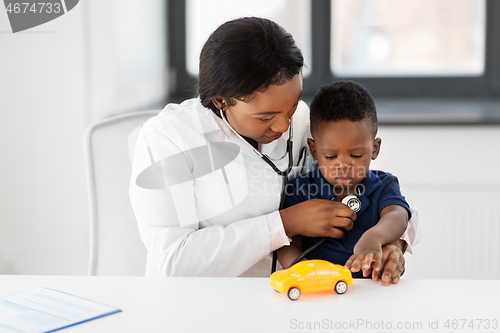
[0,3,88,274]
[0,0,166,275]
[373,125,500,279]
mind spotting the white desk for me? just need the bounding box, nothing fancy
[1,275,498,333]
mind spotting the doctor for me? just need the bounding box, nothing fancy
[129,17,417,281]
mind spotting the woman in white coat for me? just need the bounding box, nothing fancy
[129,17,417,281]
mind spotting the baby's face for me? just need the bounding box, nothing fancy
[308,119,380,193]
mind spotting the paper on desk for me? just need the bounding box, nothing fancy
[0,287,121,333]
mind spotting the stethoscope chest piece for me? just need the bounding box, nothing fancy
[341,195,361,213]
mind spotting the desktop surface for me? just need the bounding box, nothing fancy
[0,275,498,333]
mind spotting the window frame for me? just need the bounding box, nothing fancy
[167,0,500,123]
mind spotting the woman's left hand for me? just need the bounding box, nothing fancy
[372,240,405,286]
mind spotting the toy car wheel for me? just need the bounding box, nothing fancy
[287,287,301,300]
[335,281,348,294]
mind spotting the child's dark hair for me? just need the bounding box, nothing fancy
[309,80,378,137]
[197,17,304,116]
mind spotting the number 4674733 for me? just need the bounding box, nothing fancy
[6,3,62,14]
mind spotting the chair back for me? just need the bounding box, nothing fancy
[84,110,159,275]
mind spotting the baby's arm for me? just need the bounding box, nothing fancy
[345,205,408,280]
[277,236,305,269]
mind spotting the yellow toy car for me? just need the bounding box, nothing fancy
[270,260,353,300]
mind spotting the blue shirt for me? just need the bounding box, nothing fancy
[284,167,411,278]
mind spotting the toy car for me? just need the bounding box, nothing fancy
[270,260,353,300]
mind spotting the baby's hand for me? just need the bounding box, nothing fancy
[345,233,384,278]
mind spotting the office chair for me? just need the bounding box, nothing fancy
[84,110,159,276]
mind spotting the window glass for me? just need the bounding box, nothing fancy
[186,0,312,76]
[331,0,486,77]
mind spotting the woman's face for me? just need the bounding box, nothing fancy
[220,74,303,147]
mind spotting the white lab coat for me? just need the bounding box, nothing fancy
[129,98,311,277]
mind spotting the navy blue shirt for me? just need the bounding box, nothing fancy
[284,167,411,278]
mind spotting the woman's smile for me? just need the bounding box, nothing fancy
[265,133,283,141]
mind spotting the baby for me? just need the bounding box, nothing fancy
[277,80,411,284]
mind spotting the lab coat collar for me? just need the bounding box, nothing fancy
[211,110,235,140]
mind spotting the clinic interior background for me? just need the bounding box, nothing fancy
[1,0,499,279]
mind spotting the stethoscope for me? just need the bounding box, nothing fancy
[219,104,359,272]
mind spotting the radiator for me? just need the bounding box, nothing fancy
[403,184,500,279]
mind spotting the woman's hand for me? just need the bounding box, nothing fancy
[372,240,406,286]
[279,199,356,239]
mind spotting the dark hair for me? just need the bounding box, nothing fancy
[309,80,378,137]
[197,17,304,116]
